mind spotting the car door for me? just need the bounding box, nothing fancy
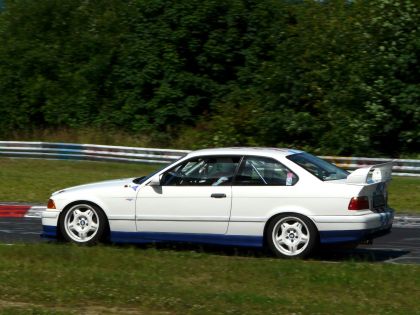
[229,156,299,235]
[136,156,241,234]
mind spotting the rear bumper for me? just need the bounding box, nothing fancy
[313,208,394,244]
[319,225,392,244]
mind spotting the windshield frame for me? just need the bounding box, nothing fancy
[132,156,187,185]
[286,152,349,181]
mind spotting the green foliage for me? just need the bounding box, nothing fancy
[0,0,419,156]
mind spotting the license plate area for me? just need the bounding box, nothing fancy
[373,194,385,208]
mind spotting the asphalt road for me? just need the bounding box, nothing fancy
[0,217,419,264]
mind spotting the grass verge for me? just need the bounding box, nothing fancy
[0,243,419,314]
[0,158,160,204]
[388,176,420,214]
[0,158,418,213]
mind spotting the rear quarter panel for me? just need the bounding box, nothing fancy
[228,179,364,236]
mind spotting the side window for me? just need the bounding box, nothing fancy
[161,156,240,186]
[234,156,298,186]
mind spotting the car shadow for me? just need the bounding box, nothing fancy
[112,241,410,263]
[313,245,410,263]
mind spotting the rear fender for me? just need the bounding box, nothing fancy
[265,207,318,229]
[263,208,319,245]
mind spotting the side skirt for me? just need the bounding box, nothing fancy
[111,231,264,248]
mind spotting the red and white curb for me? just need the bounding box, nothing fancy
[0,204,46,218]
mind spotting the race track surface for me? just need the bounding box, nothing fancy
[0,217,419,264]
[0,218,43,243]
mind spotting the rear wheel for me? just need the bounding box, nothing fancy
[59,202,106,245]
[266,213,318,258]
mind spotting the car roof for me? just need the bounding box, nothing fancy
[186,147,303,158]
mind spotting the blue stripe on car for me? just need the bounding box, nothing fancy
[111,231,263,247]
[41,226,391,246]
[319,226,391,244]
[41,225,57,238]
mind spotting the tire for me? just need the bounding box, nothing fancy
[59,202,107,245]
[266,213,318,258]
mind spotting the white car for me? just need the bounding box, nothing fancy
[42,148,394,258]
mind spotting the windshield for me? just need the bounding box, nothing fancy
[287,153,349,181]
[132,164,170,185]
[132,156,187,185]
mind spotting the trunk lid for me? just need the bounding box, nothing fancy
[346,162,393,211]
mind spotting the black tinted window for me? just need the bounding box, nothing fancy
[234,157,298,186]
[287,153,349,181]
[161,156,240,186]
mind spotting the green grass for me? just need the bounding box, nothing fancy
[0,158,419,314]
[0,158,161,204]
[0,158,419,213]
[388,176,420,214]
[0,243,418,314]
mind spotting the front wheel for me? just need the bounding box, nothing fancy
[59,202,107,245]
[266,214,318,258]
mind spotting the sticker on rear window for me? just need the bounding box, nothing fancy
[286,172,294,186]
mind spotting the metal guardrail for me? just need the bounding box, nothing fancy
[321,156,420,177]
[0,141,419,177]
[0,141,189,164]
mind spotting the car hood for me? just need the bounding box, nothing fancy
[52,178,135,196]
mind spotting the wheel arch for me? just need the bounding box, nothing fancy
[263,210,320,245]
[57,200,110,241]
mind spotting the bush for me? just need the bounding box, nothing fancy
[0,0,419,156]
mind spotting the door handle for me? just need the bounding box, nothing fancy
[211,193,226,198]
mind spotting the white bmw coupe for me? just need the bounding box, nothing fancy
[42,148,394,258]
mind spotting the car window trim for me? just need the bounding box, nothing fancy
[286,152,348,182]
[161,154,243,187]
[232,155,299,186]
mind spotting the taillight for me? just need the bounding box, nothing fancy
[47,199,56,209]
[348,196,370,210]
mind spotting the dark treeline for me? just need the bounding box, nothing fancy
[0,0,419,156]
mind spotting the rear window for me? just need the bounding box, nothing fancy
[287,153,349,181]
[234,156,298,186]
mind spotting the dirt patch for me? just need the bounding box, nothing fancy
[0,299,172,315]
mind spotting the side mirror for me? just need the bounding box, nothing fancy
[147,174,161,186]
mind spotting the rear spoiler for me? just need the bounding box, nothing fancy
[346,162,393,184]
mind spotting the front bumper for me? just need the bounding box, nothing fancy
[41,210,60,238]
[41,225,58,238]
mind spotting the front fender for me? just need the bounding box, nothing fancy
[53,195,110,217]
